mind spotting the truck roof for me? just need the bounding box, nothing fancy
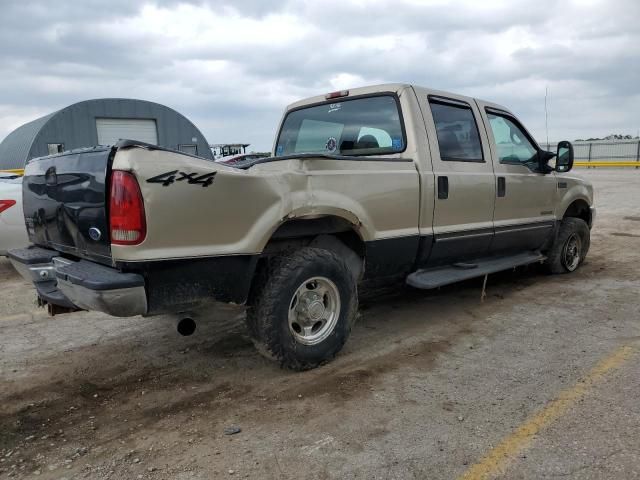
[285,83,512,116]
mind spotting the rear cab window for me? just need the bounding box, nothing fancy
[275,95,406,157]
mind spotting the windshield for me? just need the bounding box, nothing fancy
[275,95,405,157]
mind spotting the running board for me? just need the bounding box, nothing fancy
[406,252,547,290]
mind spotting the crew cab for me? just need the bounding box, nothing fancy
[9,84,594,370]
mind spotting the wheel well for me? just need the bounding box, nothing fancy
[260,216,365,279]
[563,199,591,226]
[265,217,363,253]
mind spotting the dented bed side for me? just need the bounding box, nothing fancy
[110,143,421,264]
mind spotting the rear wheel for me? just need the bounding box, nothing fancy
[247,247,358,370]
[546,217,590,274]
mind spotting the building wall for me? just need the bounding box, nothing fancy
[31,99,213,161]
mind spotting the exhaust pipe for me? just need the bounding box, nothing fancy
[177,317,196,336]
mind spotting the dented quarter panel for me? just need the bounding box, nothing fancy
[110,146,420,262]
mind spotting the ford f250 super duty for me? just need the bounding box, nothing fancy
[9,84,594,370]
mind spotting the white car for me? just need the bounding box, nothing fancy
[0,172,28,255]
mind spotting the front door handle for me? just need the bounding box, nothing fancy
[437,176,449,199]
[497,177,506,197]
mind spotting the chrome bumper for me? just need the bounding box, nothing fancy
[10,257,59,284]
[57,279,147,317]
[9,246,147,317]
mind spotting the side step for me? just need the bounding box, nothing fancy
[406,252,546,290]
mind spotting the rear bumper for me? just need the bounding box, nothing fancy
[589,206,596,229]
[8,246,147,317]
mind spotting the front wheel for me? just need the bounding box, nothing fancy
[247,247,358,370]
[546,217,590,274]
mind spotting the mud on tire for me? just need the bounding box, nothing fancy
[246,247,358,370]
[546,217,590,274]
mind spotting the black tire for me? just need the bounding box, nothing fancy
[546,217,590,274]
[247,247,358,371]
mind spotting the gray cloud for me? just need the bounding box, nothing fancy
[0,0,638,151]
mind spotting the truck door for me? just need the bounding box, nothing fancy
[417,93,496,265]
[475,102,557,253]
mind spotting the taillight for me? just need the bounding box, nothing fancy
[325,90,349,100]
[0,199,16,214]
[109,171,146,245]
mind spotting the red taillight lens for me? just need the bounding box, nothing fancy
[109,171,146,245]
[0,199,17,214]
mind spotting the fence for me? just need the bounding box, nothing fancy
[539,140,640,167]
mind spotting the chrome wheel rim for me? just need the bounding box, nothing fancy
[563,233,582,271]
[288,276,341,346]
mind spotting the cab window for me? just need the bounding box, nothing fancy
[276,95,405,156]
[357,127,393,149]
[487,113,538,165]
[429,100,484,162]
[295,120,344,153]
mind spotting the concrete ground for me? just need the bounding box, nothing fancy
[0,170,639,480]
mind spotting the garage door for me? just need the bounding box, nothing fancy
[96,118,158,146]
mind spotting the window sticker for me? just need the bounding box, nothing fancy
[392,138,403,150]
[328,103,342,114]
[325,137,337,153]
[276,145,284,156]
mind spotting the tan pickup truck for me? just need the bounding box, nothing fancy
[10,83,594,370]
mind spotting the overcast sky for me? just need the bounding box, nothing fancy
[0,0,638,151]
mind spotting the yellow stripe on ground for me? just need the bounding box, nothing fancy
[458,345,636,480]
[575,162,640,167]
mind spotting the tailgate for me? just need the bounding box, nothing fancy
[22,146,114,265]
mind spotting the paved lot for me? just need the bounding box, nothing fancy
[1,170,639,480]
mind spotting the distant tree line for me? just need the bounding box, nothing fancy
[575,134,640,141]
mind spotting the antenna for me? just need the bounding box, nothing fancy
[544,86,549,147]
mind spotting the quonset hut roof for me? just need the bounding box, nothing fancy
[0,98,213,169]
[0,112,56,170]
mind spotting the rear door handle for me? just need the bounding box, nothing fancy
[497,177,506,197]
[437,176,449,199]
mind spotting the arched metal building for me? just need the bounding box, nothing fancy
[0,98,213,169]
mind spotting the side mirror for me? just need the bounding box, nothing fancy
[556,140,574,173]
[537,150,555,174]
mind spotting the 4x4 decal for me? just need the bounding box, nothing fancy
[146,170,217,187]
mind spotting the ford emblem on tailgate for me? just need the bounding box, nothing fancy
[88,227,102,241]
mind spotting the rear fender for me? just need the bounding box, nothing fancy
[112,149,371,261]
[111,146,416,262]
